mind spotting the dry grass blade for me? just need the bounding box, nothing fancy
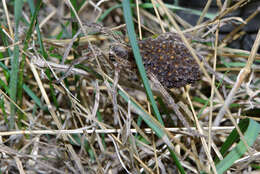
[1,1,260,173]
[214,29,260,126]
[28,58,85,173]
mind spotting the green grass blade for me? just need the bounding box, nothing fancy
[0,97,8,123]
[98,4,122,22]
[119,88,164,137]
[97,111,107,149]
[14,0,24,26]
[0,60,45,111]
[28,0,59,109]
[215,118,260,174]
[28,1,47,59]
[69,134,96,162]
[22,84,47,110]
[70,0,80,36]
[17,0,42,125]
[122,0,164,126]
[9,0,24,128]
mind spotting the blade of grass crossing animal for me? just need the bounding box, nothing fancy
[122,0,164,126]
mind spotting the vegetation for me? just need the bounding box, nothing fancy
[0,0,260,173]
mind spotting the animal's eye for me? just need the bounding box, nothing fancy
[109,54,116,62]
[109,47,118,63]
[109,45,129,62]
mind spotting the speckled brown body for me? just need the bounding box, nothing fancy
[109,32,200,88]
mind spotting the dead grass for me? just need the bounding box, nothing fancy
[0,0,260,173]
